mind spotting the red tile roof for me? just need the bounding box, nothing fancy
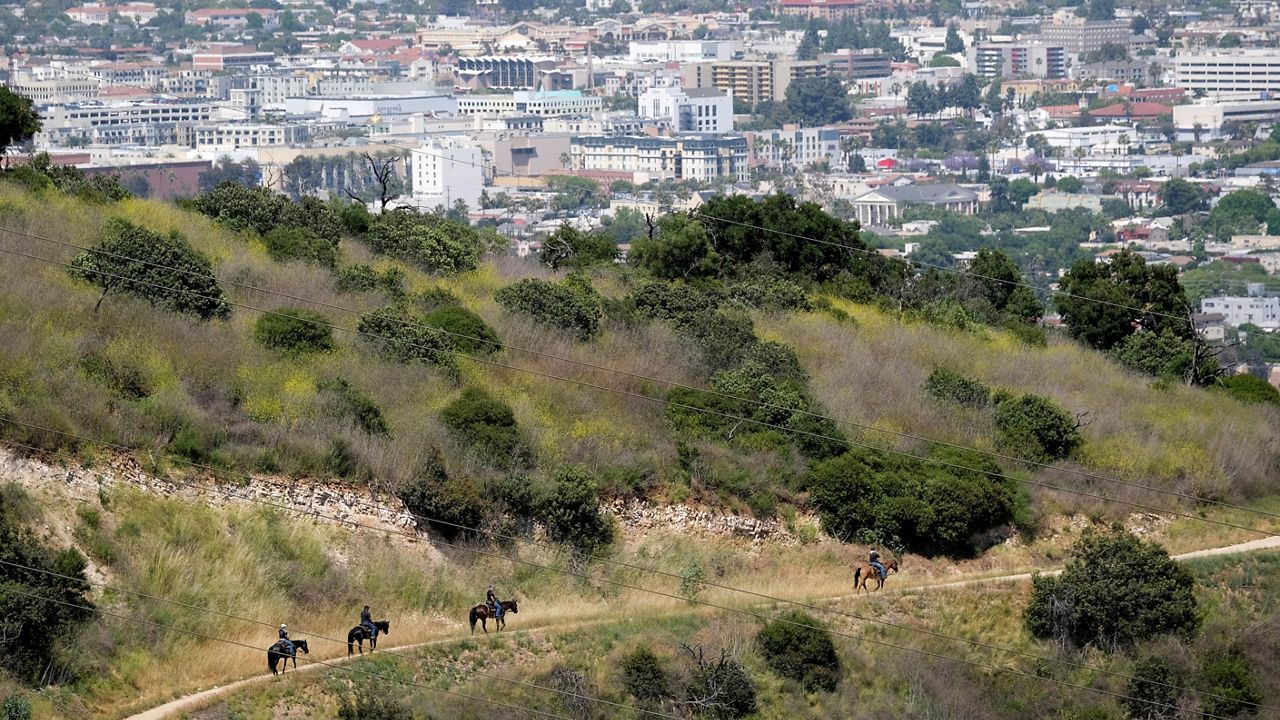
[1089,101,1172,118]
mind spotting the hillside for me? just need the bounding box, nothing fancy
[1,179,1279,719]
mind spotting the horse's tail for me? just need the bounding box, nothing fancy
[268,651,276,675]
[347,634,354,657]
[853,566,862,590]
[469,606,478,633]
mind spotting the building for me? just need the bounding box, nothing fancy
[453,56,563,91]
[1174,50,1280,95]
[66,2,157,24]
[284,92,456,121]
[969,41,1067,79]
[191,46,276,71]
[779,0,864,21]
[36,101,225,146]
[682,59,828,106]
[184,7,277,28]
[627,40,732,63]
[847,184,980,226]
[747,126,841,169]
[637,86,733,134]
[822,49,892,79]
[1172,98,1280,140]
[570,135,749,183]
[1038,124,1140,153]
[409,138,485,212]
[1039,14,1131,57]
[6,74,101,103]
[1076,59,1151,84]
[188,123,309,151]
[456,90,604,117]
[1200,284,1280,329]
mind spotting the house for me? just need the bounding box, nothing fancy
[847,184,980,226]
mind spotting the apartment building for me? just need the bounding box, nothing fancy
[66,2,157,25]
[36,101,225,146]
[682,59,827,106]
[778,0,863,21]
[627,40,732,63]
[637,85,733,134]
[822,49,892,79]
[456,90,604,117]
[1173,98,1280,139]
[410,138,485,211]
[188,123,309,151]
[1201,284,1280,329]
[1039,14,1130,57]
[569,135,749,182]
[192,46,276,71]
[184,7,277,28]
[747,126,841,169]
[969,41,1067,79]
[7,74,101,104]
[1174,50,1280,95]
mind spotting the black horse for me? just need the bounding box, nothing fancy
[347,620,391,656]
[267,638,309,675]
[469,598,518,634]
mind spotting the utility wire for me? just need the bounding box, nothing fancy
[3,431,1275,716]
[6,222,1276,525]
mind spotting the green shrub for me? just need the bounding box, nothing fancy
[495,274,603,341]
[1024,528,1199,649]
[396,448,484,541]
[537,223,618,270]
[332,198,372,236]
[679,558,706,600]
[440,388,530,469]
[336,264,406,297]
[193,183,342,244]
[415,285,462,311]
[365,209,483,274]
[1,695,32,720]
[261,226,339,267]
[1109,330,1209,382]
[1213,373,1280,407]
[621,648,671,703]
[336,682,412,720]
[629,280,723,322]
[726,277,812,311]
[536,466,615,552]
[356,305,455,370]
[1198,647,1262,718]
[993,393,1082,462]
[425,305,501,355]
[169,425,217,464]
[1004,320,1048,347]
[319,378,388,436]
[807,445,1020,556]
[757,610,841,692]
[683,649,757,720]
[678,310,756,371]
[80,350,152,400]
[923,368,992,408]
[1125,657,1180,720]
[253,308,335,355]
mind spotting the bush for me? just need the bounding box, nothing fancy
[396,448,484,540]
[1109,330,1207,382]
[1213,373,1280,407]
[629,280,723,323]
[993,393,1082,462]
[336,682,412,720]
[538,223,618,270]
[67,219,231,320]
[336,264,405,297]
[923,368,992,408]
[424,305,501,355]
[439,388,530,469]
[495,274,603,341]
[253,309,335,355]
[1125,657,1180,720]
[193,183,342,244]
[683,649,757,720]
[1198,647,1262,718]
[726,277,812,311]
[319,378,388,436]
[537,466,615,552]
[261,226,338,267]
[365,209,483,274]
[1,695,31,720]
[621,648,671,703]
[757,611,840,692]
[1024,528,1199,650]
[807,446,1021,556]
[678,310,756,371]
[356,305,454,370]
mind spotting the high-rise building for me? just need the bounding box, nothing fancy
[1174,50,1280,95]
[1039,15,1130,57]
[969,41,1067,79]
[682,59,828,106]
[410,138,485,212]
[637,85,733,134]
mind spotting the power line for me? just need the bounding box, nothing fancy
[1,234,1275,539]
[3,430,1275,716]
[2,585,579,720]
[6,222,1278,528]
[0,558,686,720]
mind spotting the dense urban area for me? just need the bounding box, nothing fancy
[2,0,1280,718]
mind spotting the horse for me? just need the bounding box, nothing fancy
[469,598,518,634]
[347,620,391,656]
[267,638,309,675]
[852,559,900,594]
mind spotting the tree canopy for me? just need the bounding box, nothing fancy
[783,76,852,126]
[0,87,41,156]
[1055,250,1190,351]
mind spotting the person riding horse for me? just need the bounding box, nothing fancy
[869,549,886,581]
[278,624,294,656]
[360,605,377,641]
[487,583,503,621]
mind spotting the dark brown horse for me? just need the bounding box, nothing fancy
[469,599,518,634]
[267,638,309,675]
[348,620,390,656]
[852,560,899,594]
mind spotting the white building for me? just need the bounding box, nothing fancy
[1039,125,1141,154]
[1200,284,1280,329]
[748,126,841,169]
[36,101,226,147]
[66,2,157,24]
[637,86,733,134]
[1174,50,1280,95]
[1172,98,1280,140]
[627,40,733,63]
[570,135,749,183]
[284,93,456,121]
[455,90,603,117]
[190,123,309,151]
[409,138,485,212]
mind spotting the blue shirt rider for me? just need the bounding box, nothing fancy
[487,583,503,619]
[361,605,377,639]
[278,624,294,655]
[869,549,886,581]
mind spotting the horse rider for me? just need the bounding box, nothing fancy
[360,605,377,640]
[278,624,294,656]
[487,582,503,621]
[869,548,886,581]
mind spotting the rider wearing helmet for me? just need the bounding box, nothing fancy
[487,583,503,620]
[360,605,377,639]
[869,549,886,581]
[278,624,294,655]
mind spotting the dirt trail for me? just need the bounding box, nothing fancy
[122,534,1280,720]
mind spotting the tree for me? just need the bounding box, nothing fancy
[993,393,1083,462]
[1009,178,1039,207]
[796,27,820,60]
[0,87,41,159]
[630,213,719,281]
[944,23,965,53]
[1055,250,1192,351]
[1213,373,1280,407]
[1218,33,1242,48]
[396,448,484,540]
[1125,657,1180,720]
[537,223,618,270]
[1056,175,1084,193]
[365,209,483,274]
[347,152,404,212]
[1025,528,1199,649]
[907,80,937,118]
[930,53,961,67]
[253,309,335,355]
[68,219,231,319]
[537,466,615,552]
[783,76,852,126]
[1207,188,1274,238]
[494,274,603,340]
[1159,178,1205,214]
[757,611,840,692]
